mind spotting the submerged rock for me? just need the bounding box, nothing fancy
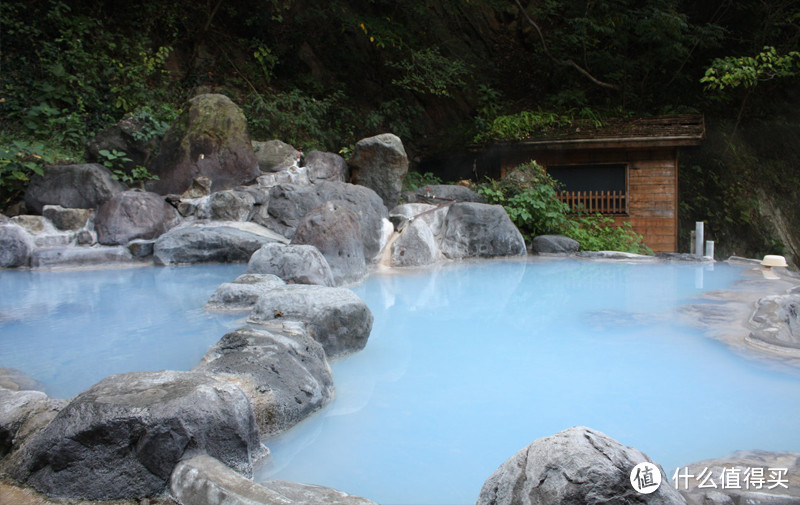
[440,202,526,259]
[195,326,333,436]
[476,426,686,505]
[248,284,373,358]
[349,133,408,209]
[24,163,126,214]
[205,273,286,312]
[11,370,263,500]
[247,242,335,286]
[171,454,378,505]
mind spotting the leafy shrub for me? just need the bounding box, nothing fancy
[564,214,652,254]
[477,161,570,239]
[0,140,50,211]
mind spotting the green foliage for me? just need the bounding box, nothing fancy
[403,172,443,193]
[98,149,159,188]
[564,214,652,254]
[477,162,571,239]
[701,46,800,98]
[474,109,606,143]
[0,140,50,210]
[389,46,469,97]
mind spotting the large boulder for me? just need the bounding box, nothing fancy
[291,202,366,285]
[476,426,687,505]
[440,202,526,259]
[205,274,286,312]
[256,181,388,260]
[348,133,408,209]
[389,203,448,237]
[171,454,378,505]
[247,242,335,286]
[305,150,349,183]
[147,94,260,195]
[533,234,580,254]
[391,218,440,267]
[247,284,373,358]
[94,190,181,245]
[194,326,333,436]
[24,164,126,214]
[11,370,264,500]
[196,189,256,221]
[252,139,299,172]
[748,293,800,352]
[0,225,34,268]
[153,222,287,265]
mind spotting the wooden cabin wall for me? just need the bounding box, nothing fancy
[495,147,679,253]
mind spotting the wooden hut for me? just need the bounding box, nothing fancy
[472,115,705,253]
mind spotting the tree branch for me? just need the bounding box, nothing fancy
[512,0,620,90]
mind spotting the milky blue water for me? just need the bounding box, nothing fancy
[0,264,246,398]
[1,259,799,505]
[256,258,800,505]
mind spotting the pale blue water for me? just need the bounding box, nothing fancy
[1,259,799,505]
[0,264,246,398]
[256,258,800,505]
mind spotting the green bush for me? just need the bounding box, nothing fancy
[403,171,443,193]
[0,140,51,211]
[564,214,652,254]
[477,161,570,239]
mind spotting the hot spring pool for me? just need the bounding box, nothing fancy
[1,258,799,505]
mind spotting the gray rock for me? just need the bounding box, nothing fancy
[206,273,286,312]
[11,370,264,500]
[391,218,440,267]
[402,184,485,204]
[128,239,155,257]
[305,150,349,183]
[153,222,287,265]
[236,184,271,205]
[440,202,526,259]
[256,166,311,187]
[656,252,715,263]
[748,294,800,351]
[41,205,94,231]
[476,426,687,505]
[389,203,448,237]
[181,175,213,199]
[247,284,373,359]
[171,454,378,505]
[679,450,800,505]
[75,230,96,245]
[148,94,260,195]
[0,225,34,268]
[247,242,335,286]
[349,133,408,209]
[197,189,256,221]
[252,139,299,172]
[24,163,126,214]
[94,190,182,245]
[30,246,137,269]
[0,213,8,224]
[0,389,64,460]
[291,201,366,285]
[10,214,48,234]
[576,251,655,260]
[257,181,388,260]
[195,326,333,436]
[533,234,580,254]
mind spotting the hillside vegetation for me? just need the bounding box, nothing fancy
[1,0,798,263]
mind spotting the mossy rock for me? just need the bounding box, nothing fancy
[147,94,259,195]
